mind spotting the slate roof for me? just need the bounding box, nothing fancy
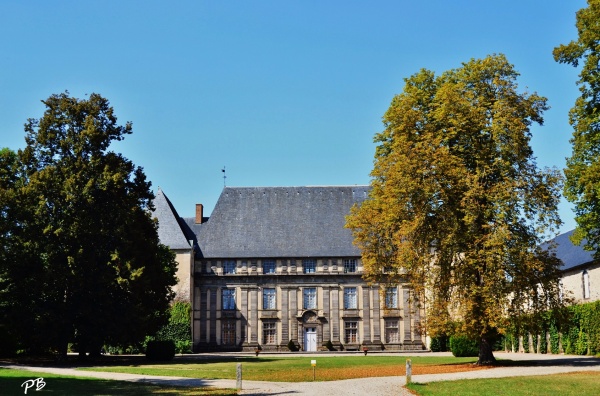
[187,186,370,259]
[542,229,595,272]
[152,188,192,250]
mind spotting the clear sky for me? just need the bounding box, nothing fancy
[0,1,587,233]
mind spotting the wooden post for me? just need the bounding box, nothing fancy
[236,363,242,390]
[406,359,412,384]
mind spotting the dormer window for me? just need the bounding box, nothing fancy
[343,259,357,273]
[223,260,236,275]
[303,259,316,274]
[263,260,276,274]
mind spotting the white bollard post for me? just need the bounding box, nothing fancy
[406,359,412,384]
[236,363,242,390]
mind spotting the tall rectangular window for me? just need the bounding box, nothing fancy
[343,259,357,273]
[344,321,358,343]
[385,319,399,343]
[222,320,236,345]
[222,288,235,310]
[344,287,357,309]
[263,322,276,345]
[583,270,591,299]
[223,260,236,274]
[303,287,317,309]
[263,260,276,274]
[303,259,316,274]
[263,288,276,309]
[385,287,398,309]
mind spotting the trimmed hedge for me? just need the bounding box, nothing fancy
[449,335,478,357]
[430,335,449,352]
[506,300,600,355]
[146,340,175,361]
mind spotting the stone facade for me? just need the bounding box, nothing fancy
[153,186,426,352]
[191,258,423,352]
[543,230,600,305]
[561,261,600,303]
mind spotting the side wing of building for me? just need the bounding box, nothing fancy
[152,188,195,302]
[545,230,600,303]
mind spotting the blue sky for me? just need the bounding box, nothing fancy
[0,1,587,233]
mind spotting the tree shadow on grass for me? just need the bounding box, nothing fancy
[0,374,238,396]
[1,354,277,368]
[495,356,600,368]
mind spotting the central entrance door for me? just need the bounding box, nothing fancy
[304,327,317,351]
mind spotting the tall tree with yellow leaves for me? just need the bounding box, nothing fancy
[347,55,563,365]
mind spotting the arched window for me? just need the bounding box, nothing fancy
[583,270,591,299]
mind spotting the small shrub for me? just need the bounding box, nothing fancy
[324,340,334,351]
[449,335,478,357]
[175,340,192,354]
[430,335,449,352]
[146,340,175,361]
[287,340,298,351]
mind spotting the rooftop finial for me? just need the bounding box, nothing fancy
[222,166,227,187]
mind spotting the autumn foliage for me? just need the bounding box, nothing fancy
[347,55,564,365]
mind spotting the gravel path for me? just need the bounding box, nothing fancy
[3,352,600,395]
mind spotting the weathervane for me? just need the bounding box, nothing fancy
[222,166,227,187]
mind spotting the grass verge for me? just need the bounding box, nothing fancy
[80,355,481,382]
[0,368,237,396]
[405,371,600,396]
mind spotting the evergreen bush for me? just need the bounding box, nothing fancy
[287,339,298,351]
[430,335,449,352]
[325,340,334,351]
[449,335,478,357]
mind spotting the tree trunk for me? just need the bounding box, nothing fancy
[477,336,496,365]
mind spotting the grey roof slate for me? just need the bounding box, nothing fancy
[542,229,595,271]
[152,188,192,250]
[189,186,370,259]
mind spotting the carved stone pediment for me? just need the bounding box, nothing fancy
[298,310,320,323]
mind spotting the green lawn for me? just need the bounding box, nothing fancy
[0,368,237,396]
[406,371,600,396]
[80,355,478,382]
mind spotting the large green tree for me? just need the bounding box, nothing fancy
[2,93,177,357]
[346,55,563,365]
[554,0,600,251]
[0,148,22,355]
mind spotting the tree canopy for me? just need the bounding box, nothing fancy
[0,92,177,357]
[346,54,563,365]
[554,0,600,252]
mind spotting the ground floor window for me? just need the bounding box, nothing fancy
[263,322,277,345]
[222,321,236,345]
[344,321,358,344]
[385,319,400,343]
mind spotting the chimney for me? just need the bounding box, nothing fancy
[195,204,204,224]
